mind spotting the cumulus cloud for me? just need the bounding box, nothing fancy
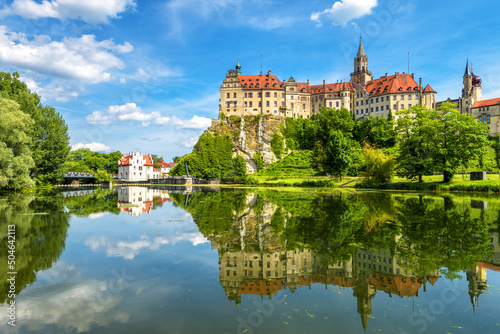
[154,115,211,130]
[0,26,133,83]
[72,142,112,152]
[180,137,199,148]
[311,0,378,27]
[86,102,212,130]
[0,0,136,24]
[21,76,81,102]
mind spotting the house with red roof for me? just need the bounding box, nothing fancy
[117,152,160,182]
[219,39,436,121]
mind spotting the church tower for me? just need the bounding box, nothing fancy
[460,58,482,113]
[350,37,372,88]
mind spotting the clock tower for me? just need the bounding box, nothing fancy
[350,37,372,88]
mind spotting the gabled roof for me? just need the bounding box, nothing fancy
[472,97,500,109]
[157,160,170,168]
[423,84,436,93]
[118,154,154,167]
[365,74,423,97]
[238,74,283,89]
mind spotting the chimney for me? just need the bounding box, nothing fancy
[411,73,414,79]
[268,70,271,78]
[323,79,326,90]
[260,70,262,75]
[385,73,388,81]
[419,78,423,105]
[307,79,309,84]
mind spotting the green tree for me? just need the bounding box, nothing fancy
[0,72,71,185]
[323,130,352,181]
[435,103,489,182]
[360,144,395,184]
[0,98,35,190]
[353,117,396,148]
[395,105,438,182]
[493,135,500,177]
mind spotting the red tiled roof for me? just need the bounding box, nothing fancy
[472,97,500,109]
[118,154,153,167]
[238,74,283,89]
[423,84,436,93]
[310,82,353,95]
[296,82,310,93]
[168,162,179,168]
[239,279,285,296]
[369,273,440,297]
[157,160,169,168]
[366,74,422,97]
[478,261,500,272]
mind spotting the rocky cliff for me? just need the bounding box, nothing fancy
[209,115,284,174]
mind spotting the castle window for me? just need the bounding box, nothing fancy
[244,92,247,98]
[376,107,379,111]
[266,101,269,107]
[244,84,247,88]
[401,104,405,109]
[488,115,491,124]
[408,104,412,108]
[371,99,373,103]
[356,101,359,106]
[393,104,397,110]
[381,106,384,111]
[249,102,252,107]
[336,102,339,107]
[265,92,270,97]
[249,92,253,98]
[274,101,278,107]
[274,92,277,97]
[361,101,364,105]
[266,83,269,88]
[282,93,285,98]
[226,93,230,98]
[250,84,253,88]
[415,94,419,99]
[376,98,379,103]
[233,93,236,98]
[244,102,247,107]
[371,108,373,112]
[401,95,404,100]
[291,103,294,108]
[258,92,262,97]
[393,95,397,100]
[259,102,262,107]
[256,84,259,88]
[387,96,390,101]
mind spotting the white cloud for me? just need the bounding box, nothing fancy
[21,76,81,102]
[72,142,112,152]
[86,111,114,125]
[140,137,162,141]
[181,137,199,148]
[86,102,212,130]
[154,115,212,130]
[0,0,136,24]
[311,0,378,27]
[0,26,133,83]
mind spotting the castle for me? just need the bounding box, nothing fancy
[219,39,437,121]
[438,59,500,135]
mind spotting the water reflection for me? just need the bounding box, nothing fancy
[1,187,499,333]
[172,189,499,329]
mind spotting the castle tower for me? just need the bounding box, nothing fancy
[460,58,479,114]
[350,37,372,88]
[235,60,241,75]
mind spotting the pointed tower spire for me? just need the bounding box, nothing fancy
[357,35,366,57]
[464,58,471,76]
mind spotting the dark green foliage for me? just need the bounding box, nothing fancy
[270,131,284,159]
[65,149,122,174]
[255,150,318,177]
[0,72,71,185]
[253,152,264,171]
[353,117,396,148]
[170,131,246,183]
[323,131,352,181]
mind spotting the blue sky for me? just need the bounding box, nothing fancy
[1,0,500,161]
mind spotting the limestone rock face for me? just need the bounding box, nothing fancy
[209,115,284,174]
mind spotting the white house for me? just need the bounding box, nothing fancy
[117,152,160,182]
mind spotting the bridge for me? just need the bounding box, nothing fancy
[64,172,118,179]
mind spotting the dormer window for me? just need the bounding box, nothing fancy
[256,84,259,88]
[407,87,411,91]
[398,87,402,91]
[250,84,253,88]
[265,83,269,88]
[244,84,247,88]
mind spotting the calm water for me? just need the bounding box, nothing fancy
[1,186,500,334]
